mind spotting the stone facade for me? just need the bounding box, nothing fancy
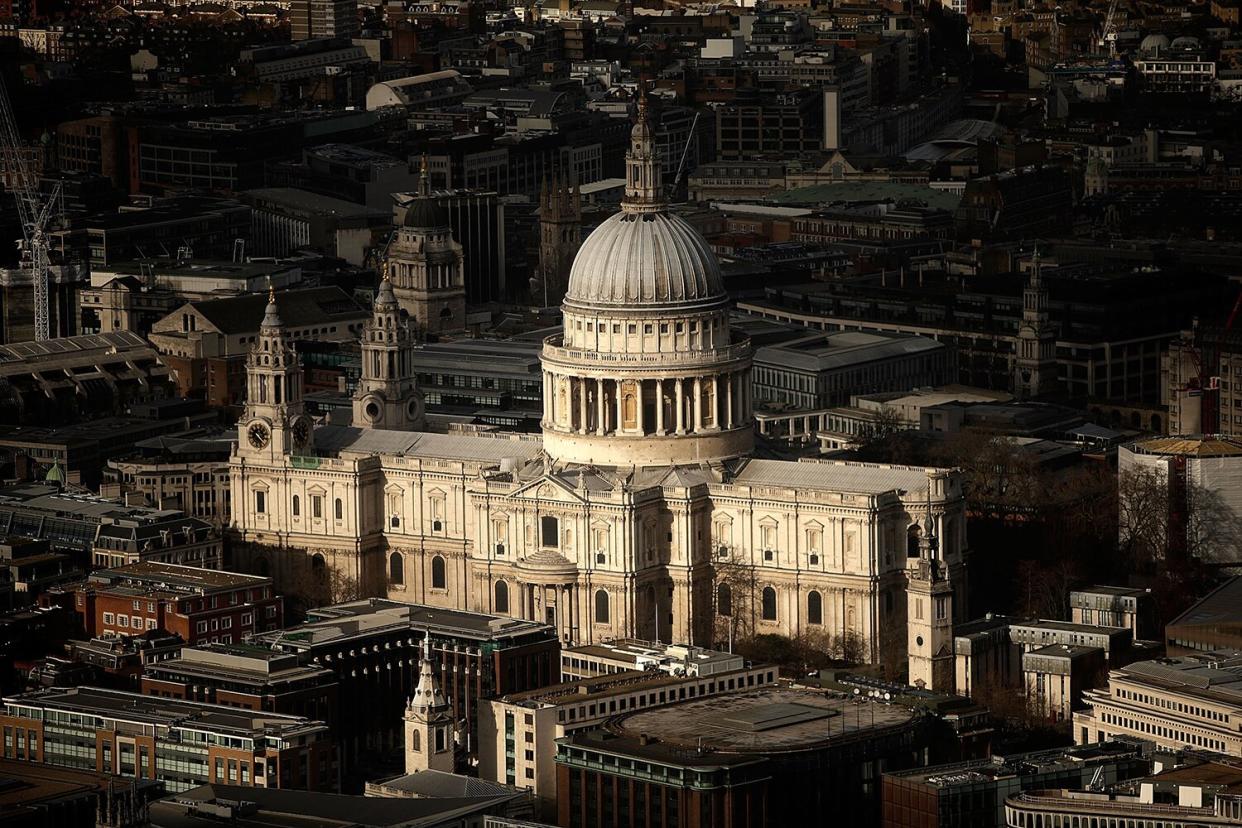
[228,96,969,670]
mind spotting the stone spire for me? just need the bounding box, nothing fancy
[409,634,447,713]
[261,283,283,331]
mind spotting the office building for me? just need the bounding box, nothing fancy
[289,0,359,42]
[1023,644,1108,723]
[100,430,236,528]
[244,188,389,266]
[148,782,525,828]
[1070,586,1158,640]
[1166,578,1242,657]
[881,742,1149,828]
[0,484,221,568]
[480,662,775,816]
[67,562,281,644]
[557,686,942,828]
[141,643,335,723]
[252,600,559,771]
[0,686,334,792]
[1004,757,1242,828]
[1074,651,1242,755]
[752,330,951,411]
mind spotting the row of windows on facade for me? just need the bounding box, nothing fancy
[1115,686,1231,723]
[1099,710,1229,752]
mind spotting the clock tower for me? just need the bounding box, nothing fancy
[239,288,314,460]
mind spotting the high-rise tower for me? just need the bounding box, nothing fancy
[353,276,426,431]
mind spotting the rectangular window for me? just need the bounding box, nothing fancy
[312,496,323,518]
[255,491,266,513]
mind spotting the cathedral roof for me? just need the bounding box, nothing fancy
[402,196,450,230]
[563,90,725,313]
[564,211,726,311]
[313,425,542,463]
[730,458,933,495]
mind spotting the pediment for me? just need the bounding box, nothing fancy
[507,473,588,505]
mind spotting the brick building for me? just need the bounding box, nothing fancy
[67,562,282,645]
[141,642,337,726]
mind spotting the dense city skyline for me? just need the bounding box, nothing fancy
[2,0,1242,826]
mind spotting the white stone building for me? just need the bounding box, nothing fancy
[228,95,969,666]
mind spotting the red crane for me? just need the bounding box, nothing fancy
[1182,290,1242,435]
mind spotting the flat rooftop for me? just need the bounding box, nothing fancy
[1009,619,1128,636]
[3,687,325,737]
[503,670,709,707]
[564,639,743,671]
[1117,652,1242,704]
[1071,585,1150,598]
[614,687,914,753]
[90,561,268,593]
[885,742,1143,787]
[256,599,554,649]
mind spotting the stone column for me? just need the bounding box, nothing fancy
[615,381,623,434]
[596,378,606,435]
[726,372,735,429]
[543,373,552,423]
[693,377,703,431]
[675,379,685,434]
[655,379,665,434]
[578,378,588,434]
[710,376,719,429]
[636,379,645,435]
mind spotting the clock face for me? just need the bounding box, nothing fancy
[248,422,270,449]
[292,417,312,448]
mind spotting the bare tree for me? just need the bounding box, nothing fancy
[929,429,1043,520]
[285,559,362,617]
[1118,465,1242,570]
[711,544,758,648]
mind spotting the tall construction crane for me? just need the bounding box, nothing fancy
[1097,0,1120,54]
[0,73,60,342]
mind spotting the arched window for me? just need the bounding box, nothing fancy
[411,730,421,752]
[762,587,777,621]
[389,552,403,585]
[292,495,300,517]
[807,590,823,625]
[311,553,326,580]
[334,498,343,521]
[907,525,921,558]
[717,583,732,617]
[495,581,509,613]
[431,555,446,589]
[594,589,610,624]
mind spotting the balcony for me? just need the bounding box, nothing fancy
[541,335,751,369]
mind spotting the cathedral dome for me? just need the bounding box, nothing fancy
[403,197,449,230]
[564,211,725,310]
